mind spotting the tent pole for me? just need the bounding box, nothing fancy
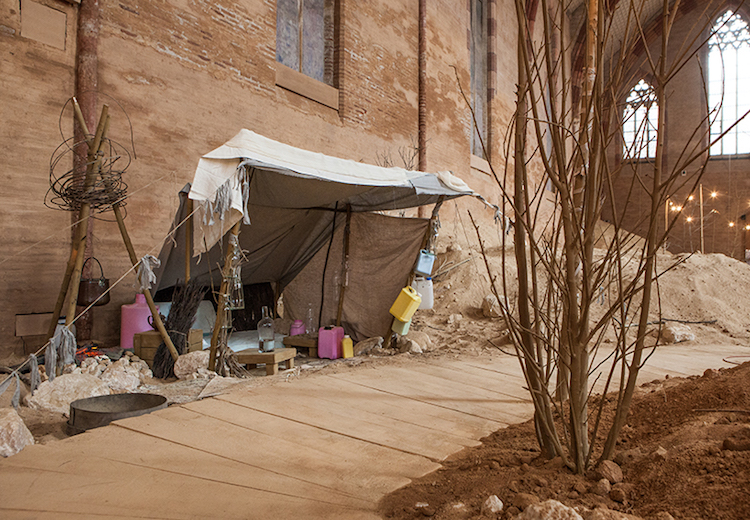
[336,205,352,326]
[185,198,193,282]
[209,220,242,371]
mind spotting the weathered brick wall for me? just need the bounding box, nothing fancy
[603,2,750,259]
[0,0,540,358]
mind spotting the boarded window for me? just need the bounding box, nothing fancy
[276,0,334,86]
[470,0,489,158]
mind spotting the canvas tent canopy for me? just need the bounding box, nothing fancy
[155,130,483,339]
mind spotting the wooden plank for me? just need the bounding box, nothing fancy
[112,404,437,501]
[184,397,442,492]
[289,374,507,440]
[216,385,470,461]
[409,360,533,401]
[330,366,534,423]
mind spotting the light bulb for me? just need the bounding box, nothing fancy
[729,222,735,227]
[711,191,718,198]
[688,195,694,201]
[686,216,693,223]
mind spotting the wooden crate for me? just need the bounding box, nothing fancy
[133,329,203,367]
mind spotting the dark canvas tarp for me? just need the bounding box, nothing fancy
[154,130,481,338]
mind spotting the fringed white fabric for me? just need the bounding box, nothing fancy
[137,255,161,292]
[0,372,21,409]
[48,324,76,381]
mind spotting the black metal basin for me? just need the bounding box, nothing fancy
[67,393,168,435]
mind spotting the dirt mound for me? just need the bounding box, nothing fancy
[378,362,750,520]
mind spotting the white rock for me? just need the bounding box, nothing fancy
[447,313,463,325]
[99,358,142,392]
[481,495,504,516]
[353,337,383,356]
[482,294,504,318]
[517,500,583,520]
[661,323,695,344]
[405,330,433,351]
[28,373,111,415]
[174,350,210,380]
[0,408,35,457]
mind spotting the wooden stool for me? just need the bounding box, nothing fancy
[282,334,318,358]
[234,347,297,376]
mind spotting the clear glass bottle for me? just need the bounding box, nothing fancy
[257,306,275,352]
[306,303,314,334]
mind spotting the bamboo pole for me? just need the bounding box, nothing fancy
[47,102,109,339]
[69,100,179,361]
[65,109,110,326]
[209,221,242,371]
[335,205,352,326]
[185,198,193,282]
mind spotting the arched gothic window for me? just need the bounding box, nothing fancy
[709,10,750,155]
[623,79,658,159]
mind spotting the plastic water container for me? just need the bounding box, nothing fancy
[389,286,422,322]
[414,249,436,277]
[289,320,306,336]
[121,293,157,351]
[318,326,344,359]
[412,277,434,310]
[391,318,411,335]
[341,335,354,358]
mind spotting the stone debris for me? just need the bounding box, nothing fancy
[0,407,34,457]
[613,448,643,466]
[447,313,463,326]
[481,294,504,318]
[353,336,383,356]
[516,500,583,520]
[593,478,612,496]
[27,373,111,415]
[594,460,623,484]
[481,495,503,516]
[652,446,669,461]
[654,323,695,344]
[397,336,423,354]
[404,330,433,351]
[80,354,153,392]
[173,350,213,380]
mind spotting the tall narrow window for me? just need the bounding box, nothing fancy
[709,10,750,155]
[470,0,488,158]
[622,79,658,160]
[276,0,334,86]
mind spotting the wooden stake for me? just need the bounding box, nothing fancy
[335,205,352,326]
[185,198,193,282]
[209,221,242,371]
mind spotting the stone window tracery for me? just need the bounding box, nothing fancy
[623,79,658,160]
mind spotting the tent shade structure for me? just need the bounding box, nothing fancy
[154,130,482,339]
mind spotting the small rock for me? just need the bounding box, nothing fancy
[405,330,433,351]
[531,476,548,488]
[481,294,503,318]
[447,243,462,252]
[573,480,589,494]
[173,351,210,380]
[513,493,540,511]
[509,480,520,493]
[609,488,627,503]
[614,448,642,466]
[447,313,463,326]
[489,460,500,470]
[506,506,521,517]
[100,357,143,392]
[397,337,423,354]
[353,336,383,356]
[28,373,111,415]
[481,495,504,516]
[593,478,611,496]
[652,513,675,520]
[707,444,721,456]
[652,446,668,461]
[660,323,695,343]
[703,368,720,378]
[0,408,35,457]
[517,499,582,519]
[595,460,623,484]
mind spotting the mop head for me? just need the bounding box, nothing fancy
[152,281,206,379]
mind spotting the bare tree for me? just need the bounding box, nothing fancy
[467,0,749,473]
